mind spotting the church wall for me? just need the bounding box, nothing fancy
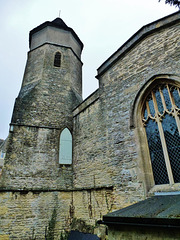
[73,97,112,189]
[0,188,113,239]
[98,23,180,193]
[73,22,180,212]
[73,89,145,210]
[73,85,145,212]
[107,225,180,240]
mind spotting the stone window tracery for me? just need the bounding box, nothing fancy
[54,52,61,67]
[142,83,180,185]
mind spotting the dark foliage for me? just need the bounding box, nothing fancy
[45,208,57,240]
[159,0,180,8]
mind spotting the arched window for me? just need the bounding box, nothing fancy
[142,83,180,185]
[54,52,61,67]
[59,128,72,164]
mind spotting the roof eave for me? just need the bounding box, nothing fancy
[98,217,180,228]
[29,19,84,50]
[96,11,180,79]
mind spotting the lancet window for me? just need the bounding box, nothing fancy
[54,52,61,67]
[142,83,180,185]
[59,128,72,164]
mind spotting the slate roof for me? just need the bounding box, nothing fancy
[29,18,83,50]
[101,195,180,228]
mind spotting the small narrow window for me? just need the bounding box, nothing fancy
[10,125,14,132]
[0,151,5,159]
[59,128,72,164]
[54,52,61,67]
[142,83,180,185]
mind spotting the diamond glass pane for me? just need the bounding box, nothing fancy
[172,88,180,108]
[145,119,169,184]
[162,114,180,183]
[148,97,155,117]
[155,90,164,114]
[144,106,148,119]
[162,86,172,111]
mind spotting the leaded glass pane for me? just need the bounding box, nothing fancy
[172,88,180,108]
[155,90,164,114]
[162,114,180,183]
[162,86,172,111]
[142,82,180,185]
[148,97,155,117]
[145,119,169,184]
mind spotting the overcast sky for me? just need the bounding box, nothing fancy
[0,0,177,140]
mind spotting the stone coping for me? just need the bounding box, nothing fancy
[73,89,99,117]
[96,11,180,78]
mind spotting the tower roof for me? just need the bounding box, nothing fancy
[29,18,83,50]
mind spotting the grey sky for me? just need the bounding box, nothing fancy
[0,0,177,140]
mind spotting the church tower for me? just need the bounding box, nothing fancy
[1,18,83,189]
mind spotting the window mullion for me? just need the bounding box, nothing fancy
[173,106,180,134]
[159,87,167,112]
[177,87,180,97]
[166,85,180,134]
[146,101,151,116]
[151,91,174,184]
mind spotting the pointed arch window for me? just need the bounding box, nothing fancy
[142,83,180,185]
[59,128,72,164]
[54,52,61,67]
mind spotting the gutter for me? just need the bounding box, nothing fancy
[97,220,180,229]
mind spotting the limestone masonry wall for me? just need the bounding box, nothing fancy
[1,44,83,190]
[12,44,82,128]
[0,189,113,239]
[108,225,180,240]
[73,23,180,207]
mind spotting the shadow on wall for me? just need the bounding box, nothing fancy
[68,230,100,240]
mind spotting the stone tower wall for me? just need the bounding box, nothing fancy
[1,24,83,189]
[12,44,82,128]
